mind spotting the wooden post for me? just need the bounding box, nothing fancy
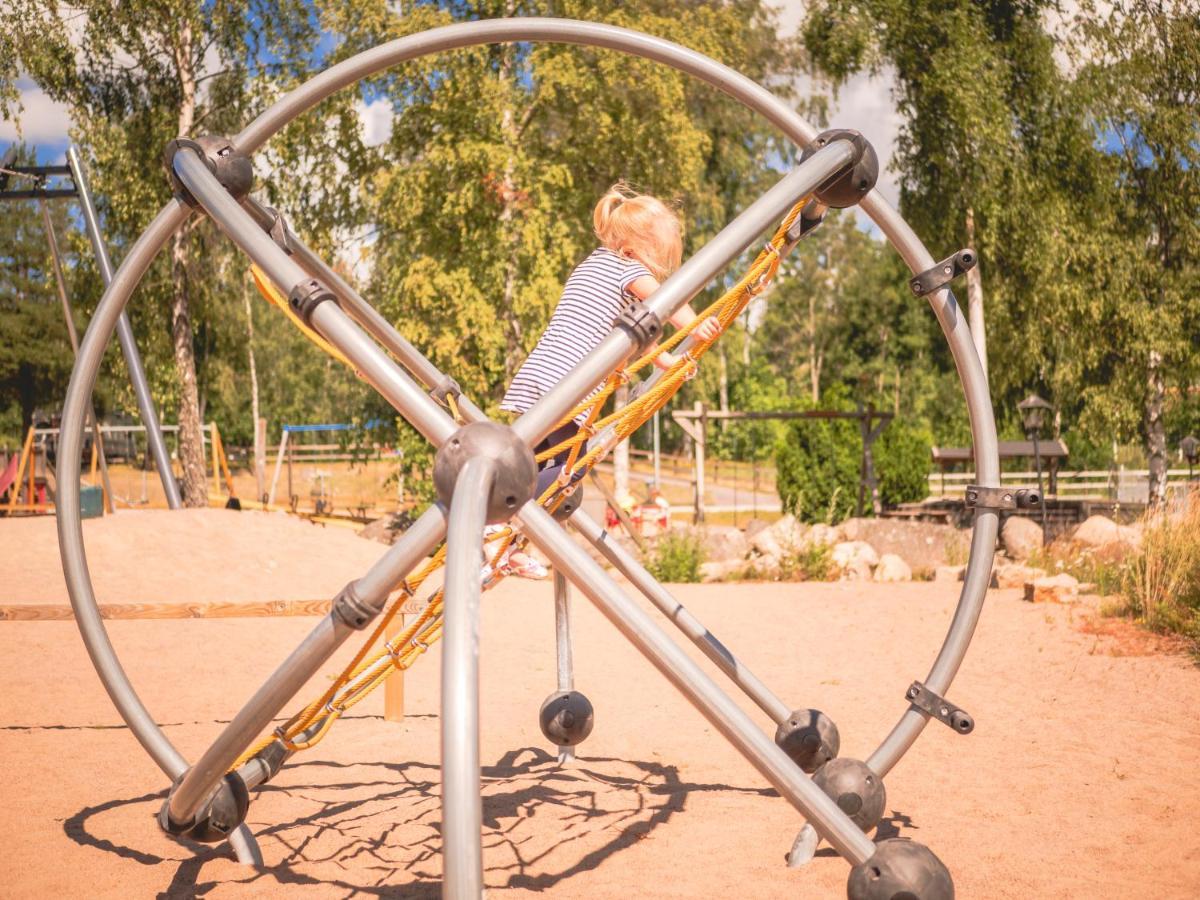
[694,400,707,524]
[254,417,267,503]
[384,613,406,722]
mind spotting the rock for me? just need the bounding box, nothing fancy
[750,527,785,562]
[769,513,808,549]
[831,541,879,581]
[1023,573,1080,604]
[1072,515,1140,550]
[1000,515,1043,561]
[873,553,912,582]
[699,559,749,583]
[934,564,965,583]
[743,518,771,540]
[991,563,1046,589]
[830,517,965,571]
[358,512,410,545]
[806,523,842,548]
[704,526,748,562]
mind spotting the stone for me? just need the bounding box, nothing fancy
[699,559,749,583]
[750,527,785,561]
[1072,515,1140,550]
[769,513,808,549]
[934,564,965,583]
[704,526,748,563]
[830,517,964,571]
[1000,515,1043,561]
[831,541,879,581]
[806,523,842,548]
[873,553,912,582]
[991,563,1046,589]
[743,518,771,540]
[1023,573,1080,604]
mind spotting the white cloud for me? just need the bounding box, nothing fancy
[356,97,394,148]
[0,78,73,145]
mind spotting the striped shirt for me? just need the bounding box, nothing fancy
[502,248,651,422]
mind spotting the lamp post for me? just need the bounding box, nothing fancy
[1018,393,1052,541]
[1182,435,1198,491]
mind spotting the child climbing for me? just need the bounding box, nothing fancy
[493,183,721,578]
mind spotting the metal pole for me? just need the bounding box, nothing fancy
[518,502,876,865]
[67,145,181,509]
[40,199,116,514]
[1032,431,1048,542]
[167,502,447,825]
[441,457,495,900]
[571,508,791,724]
[652,410,661,490]
[511,146,856,448]
[553,570,576,764]
[170,149,458,447]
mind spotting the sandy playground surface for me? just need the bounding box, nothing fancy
[1,508,1198,898]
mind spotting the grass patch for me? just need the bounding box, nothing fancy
[646,528,708,583]
[1121,497,1200,652]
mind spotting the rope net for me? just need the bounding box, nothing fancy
[235,194,810,771]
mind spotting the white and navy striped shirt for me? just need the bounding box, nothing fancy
[502,248,650,422]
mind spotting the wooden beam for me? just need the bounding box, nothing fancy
[0,599,335,621]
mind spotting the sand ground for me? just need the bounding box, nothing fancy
[1,509,1198,898]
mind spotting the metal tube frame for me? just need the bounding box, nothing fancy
[55,15,1000,893]
[552,570,576,764]
[66,145,182,509]
[440,458,495,899]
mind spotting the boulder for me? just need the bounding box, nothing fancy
[1000,515,1043,561]
[832,541,879,581]
[806,523,842,548]
[750,527,785,562]
[743,518,771,540]
[1023,573,1080,604]
[873,553,912,582]
[991,563,1046,589]
[704,526,749,563]
[700,559,750,583]
[769,513,808,549]
[832,517,964,571]
[1072,515,1140,550]
[934,564,966,583]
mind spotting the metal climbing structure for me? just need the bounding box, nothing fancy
[55,18,1013,900]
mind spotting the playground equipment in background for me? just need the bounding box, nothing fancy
[54,19,1013,900]
[265,422,397,519]
[0,146,181,510]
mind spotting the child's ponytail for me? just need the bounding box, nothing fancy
[593,182,634,248]
[592,182,682,281]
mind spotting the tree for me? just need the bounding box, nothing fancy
[2,0,315,504]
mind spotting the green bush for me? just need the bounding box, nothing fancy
[775,411,860,524]
[875,421,932,507]
[646,528,707,583]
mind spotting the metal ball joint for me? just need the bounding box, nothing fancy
[813,758,887,833]
[538,690,595,746]
[774,708,840,774]
[847,838,955,900]
[158,772,249,844]
[800,128,879,209]
[433,421,538,524]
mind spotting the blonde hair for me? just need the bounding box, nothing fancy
[593,183,683,281]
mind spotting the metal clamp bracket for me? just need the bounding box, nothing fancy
[288,278,337,327]
[163,135,254,208]
[963,484,1041,510]
[909,249,976,297]
[261,205,294,254]
[430,375,463,407]
[906,681,974,734]
[615,299,663,352]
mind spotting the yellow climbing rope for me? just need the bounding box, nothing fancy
[235,194,811,771]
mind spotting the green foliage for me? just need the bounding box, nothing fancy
[875,421,931,507]
[775,389,860,524]
[646,527,707,583]
[1121,501,1200,651]
[780,540,835,582]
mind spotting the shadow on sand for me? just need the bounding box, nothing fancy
[64,746,779,897]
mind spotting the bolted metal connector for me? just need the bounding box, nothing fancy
[163,135,253,207]
[963,484,1041,511]
[910,249,977,297]
[906,680,974,735]
[288,278,337,327]
[799,129,878,209]
[615,299,663,352]
[430,375,463,407]
[331,580,379,630]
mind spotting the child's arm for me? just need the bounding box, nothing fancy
[627,275,723,362]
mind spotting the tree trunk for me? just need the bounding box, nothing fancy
[1145,349,1168,508]
[717,343,730,432]
[242,272,264,500]
[170,23,207,507]
[498,3,524,385]
[965,206,988,381]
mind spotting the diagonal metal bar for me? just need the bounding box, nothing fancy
[518,502,877,865]
[67,145,182,509]
[511,142,858,448]
[171,148,458,447]
[570,509,791,724]
[440,457,495,899]
[166,503,447,825]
